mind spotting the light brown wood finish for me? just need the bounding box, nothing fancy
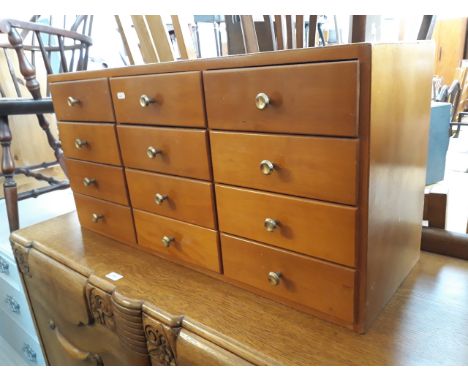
[204,61,359,136]
[216,185,357,267]
[117,125,211,180]
[274,15,286,50]
[240,16,259,53]
[50,78,114,122]
[171,16,197,60]
[145,15,175,62]
[65,159,129,205]
[110,72,205,127]
[210,131,359,205]
[130,15,159,64]
[114,16,135,65]
[134,209,220,273]
[222,234,355,323]
[74,194,136,244]
[296,15,304,48]
[58,122,121,166]
[125,169,216,229]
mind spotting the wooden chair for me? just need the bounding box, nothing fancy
[0,16,93,231]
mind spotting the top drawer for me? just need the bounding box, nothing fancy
[50,78,114,122]
[110,72,206,127]
[204,61,359,137]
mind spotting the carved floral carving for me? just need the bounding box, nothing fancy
[85,285,115,331]
[11,241,31,277]
[144,320,179,366]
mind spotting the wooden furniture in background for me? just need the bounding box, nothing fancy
[47,43,433,333]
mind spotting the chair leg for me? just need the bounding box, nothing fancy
[0,116,19,231]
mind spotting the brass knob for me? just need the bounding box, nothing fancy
[161,236,174,248]
[146,146,162,159]
[74,138,88,149]
[140,94,156,107]
[260,160,275,175]
[154,193,168,205]
[255,92,270,110]
[268,272,282,286]
[48,320,56,330]
[67,96,80,107]
[83,177,96,187]
[91,213,104,223]
[264,218,278,232]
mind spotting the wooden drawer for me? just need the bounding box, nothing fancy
[66,159,128,205]
[216,185,357,267]
[126,169,216,229]
[110,72,205,127]
[74,194,136,243]
[58,122,121,165]
[221,234,355,324]
[211,131,358,205]
[50,78,114,122]
[117,125,211,180]
[134,209,220,273]
[204,61,359,136]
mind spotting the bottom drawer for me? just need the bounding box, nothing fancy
[221,234,355,324]
[74,194,136,244]
[134,209,221,273]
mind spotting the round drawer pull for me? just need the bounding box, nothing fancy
[268,271,282,286]
[255,92,270,110]
[140,94,156,107]
[91,213,104,223]
[161,236,174,248]
[154,193,168,205]
[67,96,80,107]
[48,320,56,330]
[83,177,96,187]
[264,218,278,232]
[147,146,162,159]
[74,138,88,149]
[259,160,275,175]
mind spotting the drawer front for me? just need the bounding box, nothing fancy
[110,72,205,127]
[58,122,121,165]
[117,125,211,180]
[211,131,358,205]
[126,169,216,229]
[134,209,220,273]
[204,61,359,136]
[74,194,136,244]
[221,234,355,324]
[50,78,114,122]
[66,159,129,205]
[0,251,21,290]
[216,185,357,267]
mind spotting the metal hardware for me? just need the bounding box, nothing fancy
[268,271,282,286]
[0,258,9,275]
[146,146,162,159]
[74,138,88,149]
[139,94,156,107]
[67,96,80,107]
[91,213,104,223]
[83,177,96,187]
[49,320,56,330]
[264,218,278,232]
[154,193,168,205]
[259,160,275,175]
[255,92,270,110]
[5,295,20,314]
[22,343,37,363]
[161,236,174,248]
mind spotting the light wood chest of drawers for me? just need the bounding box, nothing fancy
[48,43,433,333]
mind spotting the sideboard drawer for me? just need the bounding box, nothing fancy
[134,210,220,273]
[204,61,359,137]
[50,78,114,122]
[66,159,129,205]
[216,185,357,267]
[58,122,121,165]
[74,194,136,243]
[221,234,355,324]
[117,125,211,180]
[110,72,205,127]
[126,169,216,229]
[211,131,358,205]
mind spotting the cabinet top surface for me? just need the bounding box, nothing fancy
[10,212,468,365]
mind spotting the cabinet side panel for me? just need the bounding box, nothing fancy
[365,43,434,329]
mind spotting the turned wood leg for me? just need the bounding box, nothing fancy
[0,115,19,231]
